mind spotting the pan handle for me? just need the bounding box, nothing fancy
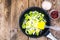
[46,33,57,40]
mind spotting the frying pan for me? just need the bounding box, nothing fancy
[19,7,57,40]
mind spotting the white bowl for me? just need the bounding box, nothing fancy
[42,1,52,10]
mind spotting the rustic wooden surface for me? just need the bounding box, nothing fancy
[0,0,60,40]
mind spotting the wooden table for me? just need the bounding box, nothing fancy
[0,0,60,40]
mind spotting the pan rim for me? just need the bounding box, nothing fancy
[19,7,51,38]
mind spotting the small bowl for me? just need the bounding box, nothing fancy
[49,9,59,20]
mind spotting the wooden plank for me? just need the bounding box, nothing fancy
[0,1,5,40]
[56,0,60,11]
[0,0,11,40]
[11,0,28,40]
[49,0,57,9]
[16,0,28,40]
[29,37,47,40]
[39,0,44,8]
[11,0,17,40]
[28,0,43,7]
[0,0,2,3]
[29,38,37,40]
[28,0,39,7]
[37,37,47,40]
[4,0,11,40]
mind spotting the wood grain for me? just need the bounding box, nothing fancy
[0,0,11,40]
[12,0,28,40]
[0,1,6,40]
[37,37,47,40]
[29,38,37,40]
[11,0,29,40]
[0,0,2,3]
[29,0,39,7]
[39,0,44,8]
[11,0,17,40]
[0,0,60,40]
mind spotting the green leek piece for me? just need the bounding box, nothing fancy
[35,28,40,36]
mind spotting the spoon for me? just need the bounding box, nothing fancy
[45,26,60,31]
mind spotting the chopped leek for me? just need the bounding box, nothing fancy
[22,11,46,36]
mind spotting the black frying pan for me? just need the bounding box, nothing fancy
[19,7,57,40]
